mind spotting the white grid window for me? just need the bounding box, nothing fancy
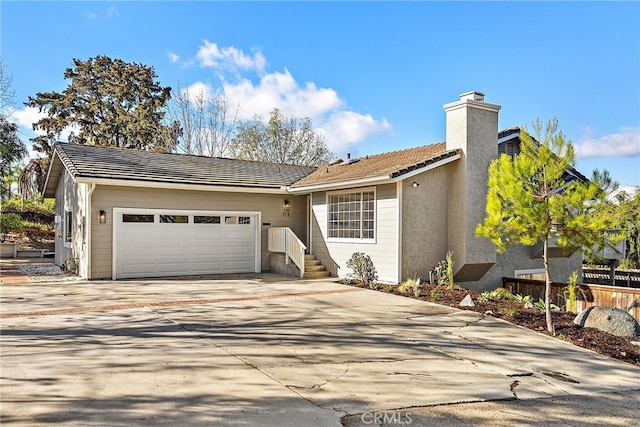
[328,190,375,240]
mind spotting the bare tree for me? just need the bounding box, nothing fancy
[18,158,47,202]
[231,108,334,166]
[170,84,239,157]
[0,57,15,112]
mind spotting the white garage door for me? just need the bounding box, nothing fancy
[113,209,259,279]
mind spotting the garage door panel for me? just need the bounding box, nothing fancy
[223,261,253,272]
[225,251,253,260]
[191,252,224,263]
[158,229,190,243]
[118,234,156,246]
[158,263,195,274]
[121,247,155,258]
[115,210,257,279]
[191,261,224,271]
[157,246,192,257]
[193,228,223,236]
[192,240,223,250]
[224,247,253,257]
[121,264,159,277]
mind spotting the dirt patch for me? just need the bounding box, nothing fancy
[348,281,640,368]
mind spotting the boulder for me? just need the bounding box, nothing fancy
[459,294,475,307]
[573,306,640,338]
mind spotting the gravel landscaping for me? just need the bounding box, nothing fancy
[16,263,82,283]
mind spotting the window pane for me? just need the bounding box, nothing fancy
[160,215,188,224]
[238,216,251,224]
[327,190,374,239]
[123,214,154,223]
[194,215,221,224]
[65,211,72,242]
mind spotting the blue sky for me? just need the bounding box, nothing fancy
[2,1,639,190]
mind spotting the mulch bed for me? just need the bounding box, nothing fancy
[347,281,640,368]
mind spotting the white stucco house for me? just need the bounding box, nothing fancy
[43,91,582,291]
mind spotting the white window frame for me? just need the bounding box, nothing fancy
[64,210,73,248]
[326,187,376,243]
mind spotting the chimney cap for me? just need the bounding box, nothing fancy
[460,91,485,102]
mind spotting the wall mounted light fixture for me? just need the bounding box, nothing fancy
[99,210,106,224]
[283,199,291,216]
[412,181,420,188]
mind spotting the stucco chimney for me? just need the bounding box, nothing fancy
[443,91,501,283]
[459,91,485,102]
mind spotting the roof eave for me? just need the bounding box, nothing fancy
[288,152,461,193]
[42,145,71,198]
[74,177,290,194]
[498,131,521,144]
[288,175,396,194]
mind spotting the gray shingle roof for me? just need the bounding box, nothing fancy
[50,142,316,189]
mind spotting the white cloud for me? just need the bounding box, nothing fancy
[106,6,119,19]
[86,12,97,20]
[320,111,392,152]
[11,106,45,135]
[167,51,180,63]
[10,106,79,146]
[196,40,266,74]
[222,69,343,121]
[186,73,392,154]
[182,43,392,154]
[574,127,640,158]
[181,81,216,103]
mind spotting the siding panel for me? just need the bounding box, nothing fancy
[90,185,306,279]
[311,184,399,283]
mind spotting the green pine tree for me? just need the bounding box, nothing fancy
[26,55,180,155]
[476,118,617,333]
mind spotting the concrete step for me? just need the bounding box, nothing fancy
[304,270,331,279]
[303,253,329,278]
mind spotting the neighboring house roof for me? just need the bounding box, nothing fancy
[290,143,460,191]
[498,127,521,141]
[43,143,316,197]
[496,127,588,183]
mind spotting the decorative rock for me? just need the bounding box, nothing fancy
[573,306,640,338]
[459,294,475,307]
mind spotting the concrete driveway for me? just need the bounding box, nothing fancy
[1,274,639,426]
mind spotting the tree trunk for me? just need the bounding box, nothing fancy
[543,237,554,334]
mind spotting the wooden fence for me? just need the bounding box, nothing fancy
[503,277,640,322]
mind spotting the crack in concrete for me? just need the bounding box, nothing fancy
[387,371,433,378]
[150,307,349,417]
[510,380,520,399]
[309,362,351,390]
[540,371,580,384]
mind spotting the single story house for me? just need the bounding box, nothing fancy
[43,91,582,291]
